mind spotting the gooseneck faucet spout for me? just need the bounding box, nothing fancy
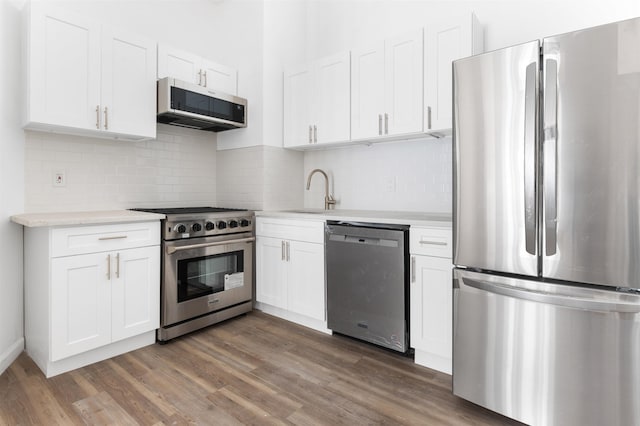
[306,168,336,210]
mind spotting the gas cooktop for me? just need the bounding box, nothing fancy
[131,207,247,215]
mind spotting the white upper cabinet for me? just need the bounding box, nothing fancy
[351,31,423,140]
[351,42,385,140]
[24,3,156,141]
[157,44,238,95]
[283,51,350,148]
[313,52,351,145]
[384,30,424,136]
[101,28,157,138]
[283,65,312,148]
[424,13,484,133]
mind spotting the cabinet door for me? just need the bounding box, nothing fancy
[51,252,111,361]
[157,44,201,84]
[313,51,351,145]
[256,236,287,308]
[283,65,313,148]
[351,42,385,140]
[101,28,157,139]
[410,255,452,371]
[28,6,101,130]
[201,59,238,95]
[111,246,160,342]
[424,16,475,132]
[287,240,325,321]
[385,30,423,136]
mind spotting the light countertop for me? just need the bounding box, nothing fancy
[11,210,165,227]
[256,209,452,228]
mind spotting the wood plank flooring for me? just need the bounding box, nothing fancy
[0,311,523,425]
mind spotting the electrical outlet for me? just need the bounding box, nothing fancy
[53,171,66,187]
[383,176,396,193]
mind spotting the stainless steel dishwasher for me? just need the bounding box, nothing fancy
[325,221,409,353]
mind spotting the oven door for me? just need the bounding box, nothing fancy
[162,232,254,327]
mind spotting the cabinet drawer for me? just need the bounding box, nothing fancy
[51,221,160,257]
[256,217,324,244]
[410,226,452,258]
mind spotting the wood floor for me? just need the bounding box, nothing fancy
[0,311,523,425]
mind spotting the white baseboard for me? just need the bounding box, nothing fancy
[0,337,25,376]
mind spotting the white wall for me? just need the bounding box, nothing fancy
[0,0,26,375]
[300,0,640,212]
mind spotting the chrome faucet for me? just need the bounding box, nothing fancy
[306,168,336,210]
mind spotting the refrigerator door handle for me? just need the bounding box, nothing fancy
[524,62,537,255]
[463,277,640,313]
[544,58,558,256]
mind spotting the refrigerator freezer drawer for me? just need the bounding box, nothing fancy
[453,269,640,426]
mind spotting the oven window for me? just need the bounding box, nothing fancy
[177,250,244,302]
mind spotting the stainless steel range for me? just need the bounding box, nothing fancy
[132,207,254,342]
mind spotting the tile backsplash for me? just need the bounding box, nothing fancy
[24,125,218,212]
[304,137,452,213]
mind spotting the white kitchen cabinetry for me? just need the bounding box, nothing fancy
[351,30,423,140]
[283,51,350,148]
[424,14,484,133]
[24,3,157,141]
[157,44,238,95]
[410,226,453,375]
[255,218,328,332]
[24,221,160,377]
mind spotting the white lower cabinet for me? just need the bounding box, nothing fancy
[410,226,453,374]
[25,221,160,377]
[255,217,328,332]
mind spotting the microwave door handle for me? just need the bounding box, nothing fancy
[524,62,537,256]
[166,237,255,255]
[544,58,558,256]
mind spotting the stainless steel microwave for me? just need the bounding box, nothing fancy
[157,77,247,132]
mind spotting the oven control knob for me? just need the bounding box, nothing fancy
[192,223,202,232]
[240,219,250,227]
[217,221,227,230]
[205,221,215,231]
[175,224,187,233]
[228,220,239,228]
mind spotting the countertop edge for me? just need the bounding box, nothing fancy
[255,210,452,228]
[10,210,166,227]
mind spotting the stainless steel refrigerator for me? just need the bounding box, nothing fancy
[453,18,640,426]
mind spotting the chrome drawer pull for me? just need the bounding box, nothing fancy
[419,240,447,246]
[99,235,128,241]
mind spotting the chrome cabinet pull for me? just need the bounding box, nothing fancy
[378,114,382,135]
[309,125,313,144]
[106,254,111,280]
[313,125,317,143]
[198,69,202,86]
[384,113,389,134]
[104,107,108,130]
[524,62,538,256]
[203,70,207,87]
[427,106,432,130]
[98,235,128,241]
[411,256,416,283]
[115,253,120,278]
[281,240,285,261]
[286,241,290,262]
[95,105,100,129]
[419,240,447,246]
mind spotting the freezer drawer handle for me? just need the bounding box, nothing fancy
[464,277,640,313]
[419,240,447,246]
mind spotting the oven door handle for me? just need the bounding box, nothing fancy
[166,237,255,255]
